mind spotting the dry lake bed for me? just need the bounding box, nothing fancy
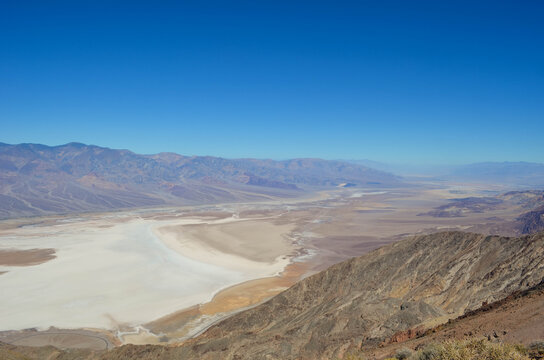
[0,183,519,348]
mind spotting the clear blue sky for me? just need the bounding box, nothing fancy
[1,1,543,164]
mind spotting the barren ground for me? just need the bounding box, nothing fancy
[0,182,534,349]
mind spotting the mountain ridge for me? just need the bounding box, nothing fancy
[346,159,544,185]
[0,142,400,219]
[1,231,543,359]
[103,231,544,360]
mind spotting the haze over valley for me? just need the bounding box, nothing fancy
[2,1,544,359]
[0,142,400,219]
[1,142,544,357]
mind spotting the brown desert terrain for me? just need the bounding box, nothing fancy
[1,185,543,358]
[367,280,544,359]
[0,248,56,266]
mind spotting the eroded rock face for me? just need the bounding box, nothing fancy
[366,280,544,359]
[3,231,543,360]
[173,231,544,360]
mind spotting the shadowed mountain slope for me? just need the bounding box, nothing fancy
[0,142,399,219]
[517,205,544,234]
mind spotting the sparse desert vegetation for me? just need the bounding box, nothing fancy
[346,339,538,360]
[408,340,530,360]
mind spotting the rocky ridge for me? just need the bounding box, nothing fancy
[171,231,543,359]
[0,142,399,219]
[1,231,543,359]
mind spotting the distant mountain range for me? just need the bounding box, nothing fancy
[348,160,544,187]
[447,162,544,186]
[0,142,400,219]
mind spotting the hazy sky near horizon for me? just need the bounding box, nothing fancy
[1,1,543,164]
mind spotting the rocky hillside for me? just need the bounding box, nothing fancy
[366,278,544,359]
[0,142,399,219]
[517,205,544,234]
[1,231,543,359]
[168,231,543,359]
[419,190,544,219]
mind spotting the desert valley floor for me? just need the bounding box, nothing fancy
[0,181,537,349]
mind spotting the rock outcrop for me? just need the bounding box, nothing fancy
[2,231,543,360]
[366,279,544,359]
[517,205,544,234]
[170,231,544,360]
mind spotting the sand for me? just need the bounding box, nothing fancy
[0,248,56,266]
[155,219,296,272]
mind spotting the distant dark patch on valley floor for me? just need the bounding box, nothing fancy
[0,248,56,266]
